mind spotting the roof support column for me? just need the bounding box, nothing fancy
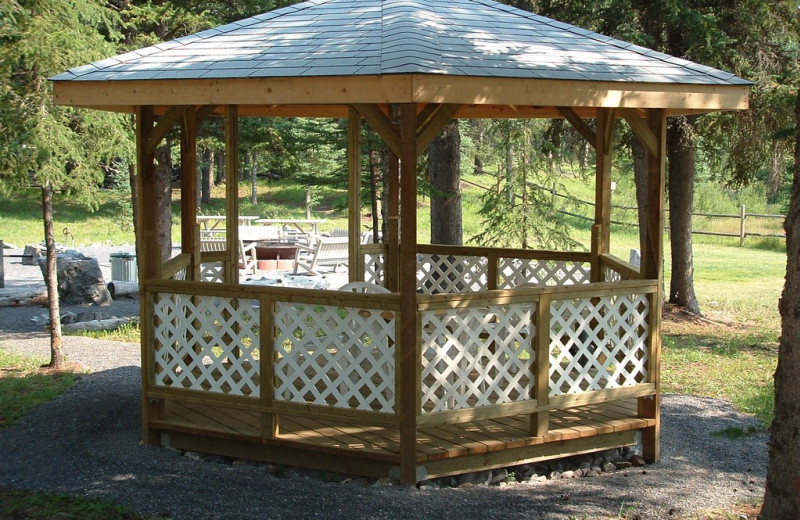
[224,105,240,284]
[347,107,363,282]
[180,106,200,281]
[386,150,400,292]
[591,108,615,282]
[398,103,420,485]
[135,105,160,447]
[640,108,666,464]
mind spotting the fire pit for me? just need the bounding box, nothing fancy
[255,243,297,271]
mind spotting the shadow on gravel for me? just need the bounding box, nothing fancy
[0,366,768,520]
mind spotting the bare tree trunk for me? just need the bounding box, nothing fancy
[41,181,63,369]
[428,119,462,245]
[251,149,258,205]
[305,186,312,219]
[154,144,173,262]
[370,149,381,242]
[760,90,800,520]
[667,116,700,315]
[215,149,224,184]
[200,147,214,205]
[632,135,649,256]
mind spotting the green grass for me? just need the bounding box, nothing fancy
[0,349,81,430]
[68,322,141,342]
[0,487,160,520]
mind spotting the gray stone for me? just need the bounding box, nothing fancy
[614,461,633,470]
[560,470,575,479]
[585,470,600,477]
[38,250,111,305]
[458,470,492,486]
[602,462,617,472]
[630,455,647,467]
[372,477,395,487]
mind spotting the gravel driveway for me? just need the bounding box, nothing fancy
[0,246,768,519]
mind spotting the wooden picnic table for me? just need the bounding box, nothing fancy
[254,218,326,236]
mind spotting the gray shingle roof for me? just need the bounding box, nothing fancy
[50,0,749,86]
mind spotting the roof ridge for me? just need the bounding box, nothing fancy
[381,0,444,74]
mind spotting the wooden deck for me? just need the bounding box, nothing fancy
[151,399,655,480]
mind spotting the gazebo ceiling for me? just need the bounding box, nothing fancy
[51,0,750,117]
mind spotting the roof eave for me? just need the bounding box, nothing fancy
[51,74,750,115]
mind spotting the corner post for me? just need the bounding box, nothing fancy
[640,108,666,463]
[347,107,363,282]
[135,105,160,446]
[591,108,615,282]
[180,106,198,278]
[398,103,419,485]
[224,105,239,284]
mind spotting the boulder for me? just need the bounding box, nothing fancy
[38,250,111,305]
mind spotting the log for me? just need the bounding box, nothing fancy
[0,288,48,307]
[62,316,140,332]
[108,281,140,299]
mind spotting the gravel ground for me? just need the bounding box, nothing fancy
[0,246,769,519]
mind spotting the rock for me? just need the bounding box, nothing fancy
[457,482,474,489]
[548,471,560,480]
[184,451,202,461]
[490,470,509,485]
[418,480,438,490]
[614,461,633,470]
[22,244,46,266]
[585,470,600,477]
[591,466,602,473]
[458,470,492,486]
[38,250,111,305]
[602,462,617,473]
[372,477,395,487]
[560,470,575,479]
[630,455,647,467]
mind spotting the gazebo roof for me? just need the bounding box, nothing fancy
[51,0,750,117]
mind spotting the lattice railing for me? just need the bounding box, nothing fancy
[273,301,396,413]
[420,303,536,413]
[201,262,224,283]
[153,292,260,397]
[363,251,385,286]
[549,292,649,396]
[417,253,489,293]
[498,258,591,288]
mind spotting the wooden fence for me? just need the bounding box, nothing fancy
[462,179,786,245]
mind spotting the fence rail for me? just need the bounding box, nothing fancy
[462,178,786,245]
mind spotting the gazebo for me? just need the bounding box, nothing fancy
[51,0,749,484]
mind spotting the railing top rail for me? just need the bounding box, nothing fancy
[416,243,592,262]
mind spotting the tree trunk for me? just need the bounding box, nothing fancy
[200,147,214,205]
[632,135,649,256]
[251,149,258,205]
[370,149,381,243]
[667,116,700,315]
[215,149,225,184]
[428,119,463,245]
[760,90,800,520]
[41,181,64,369]
[154,144,173,262]
[305,186,312,219]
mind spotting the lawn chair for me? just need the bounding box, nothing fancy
[199,238,258,276]
[293,236,349,275]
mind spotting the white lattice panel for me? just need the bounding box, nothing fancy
[421,303,535,413]
[153,293,260,397]
[498,258,591,288]
[363,252,385,285]
[201,262,224,283]
[603,266,622,283]
[549,294,649,396]
[273,301,396,413]
[170,267,187,281]
[417,253,488,294]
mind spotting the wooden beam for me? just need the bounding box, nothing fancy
[398,103,419,486]
[53,75,750,115]
[180,106,198,270]
[639,108,666,464]
[224,105,239,284]
[353,103,401,157]
[146,105,188,157]
[347,106,362,283]
[620,108,658,155]
[416,103,461,152]
[591,108,614,281]
[557,107,596,149]
[195,105,219,127]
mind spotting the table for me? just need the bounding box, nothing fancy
[254,218,325,236]
[197,215,259,231]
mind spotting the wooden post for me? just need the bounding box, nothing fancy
[386,149,400,292]
[591,108,614,282]
[398,103,419,485]
[531,293,551,436]
[348,107,363,282]
[181,106,198,279]
[0,240,4,289]
[224,105,239,284]
[739,203,746,246]
[639,108,666,463]
[135,105,160,446]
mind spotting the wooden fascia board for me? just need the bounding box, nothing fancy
[53,74,749,113]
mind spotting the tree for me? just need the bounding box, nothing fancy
[0,0,130,368]
[760,86,800,520]
[428,119,463,245]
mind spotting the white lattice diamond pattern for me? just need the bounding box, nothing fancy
[498,258,591,288]
[549,294,649,396]
[420,303,535,413]
[153,293,260,397]
[201,262,224,283]
[273,302,396,413]
[363,252,385,285]
[417,254,488,293]
[603,266,622,283]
